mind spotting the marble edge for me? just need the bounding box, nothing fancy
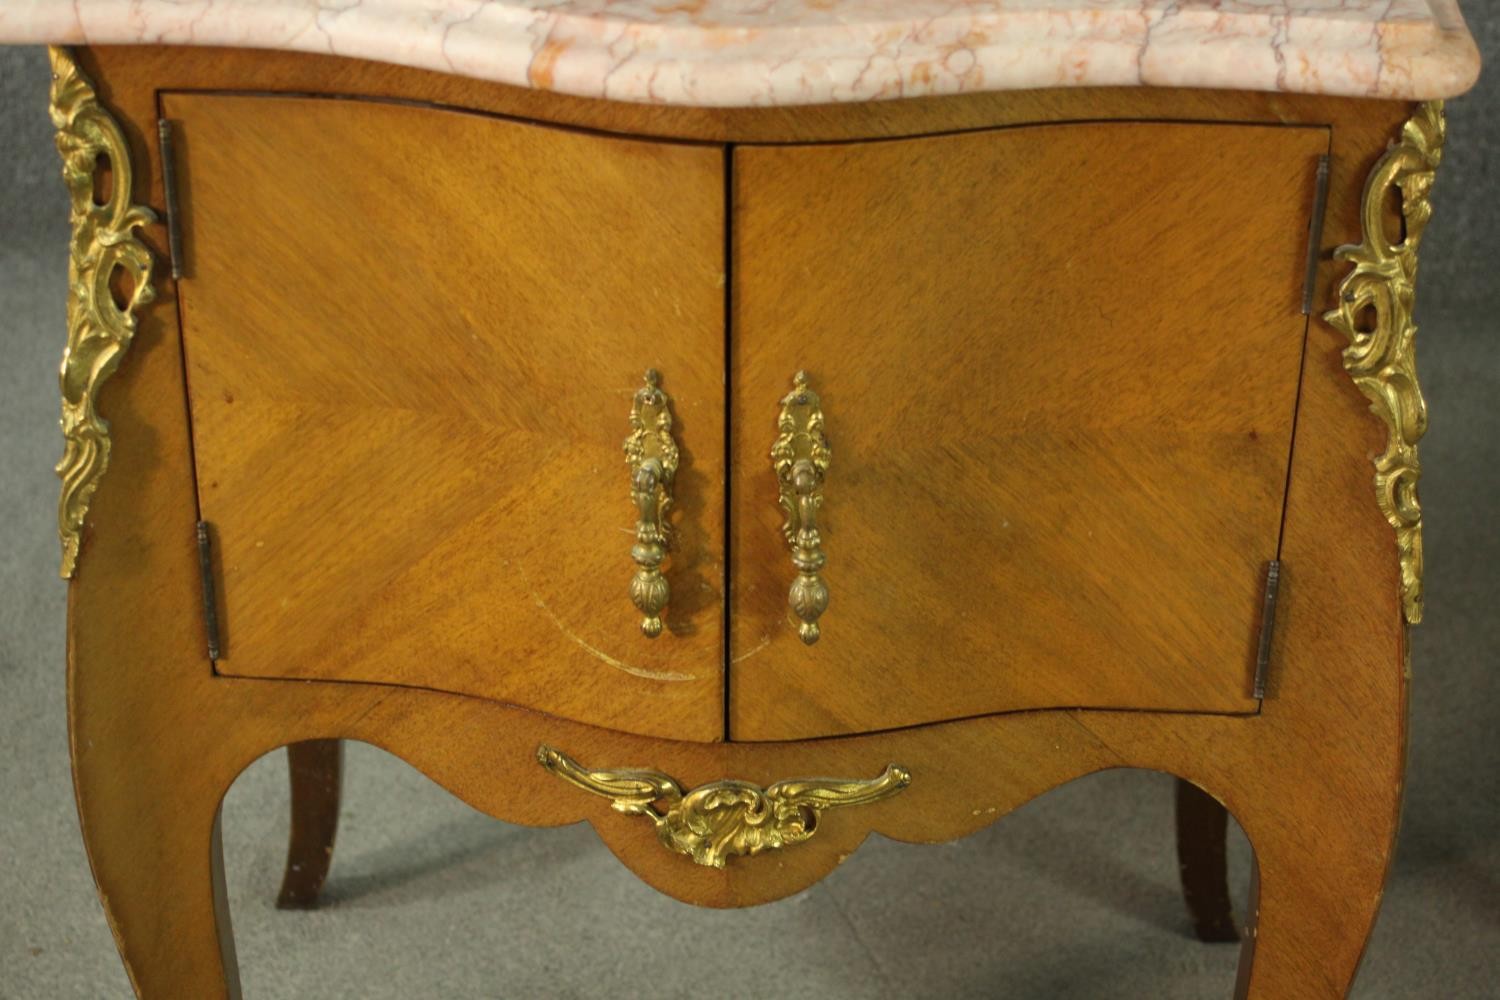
[0,0,1482,108]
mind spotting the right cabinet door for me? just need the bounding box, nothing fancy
[729,120,1329,741]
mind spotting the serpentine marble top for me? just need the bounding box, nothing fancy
[0,0,1480,107]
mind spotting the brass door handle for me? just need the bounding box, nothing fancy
[623,370,678,638]
[771,371,831,645]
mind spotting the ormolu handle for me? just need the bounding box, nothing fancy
[771,371,831,644]
[623,370,678,637]
[537,744,910,869]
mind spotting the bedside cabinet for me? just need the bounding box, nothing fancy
[1,0,1479,994]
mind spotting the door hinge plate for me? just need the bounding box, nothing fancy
[1301,155,1331,316]
[157,118,184,280]
[196,520,221,661]
[1253,560,1281,699]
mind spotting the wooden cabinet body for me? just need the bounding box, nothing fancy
[51,44,1441,1000]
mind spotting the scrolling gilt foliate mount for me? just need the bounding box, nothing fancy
[623,370,679,637]
[537,746,910,868]
[1325,101,1445,626]
[772,372,832,644]
[48,47,159,579]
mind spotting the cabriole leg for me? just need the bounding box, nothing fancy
[1175,778,1239,943]
[1229,795,1398,998]
[70,713,243,999]
[278,739,344,908]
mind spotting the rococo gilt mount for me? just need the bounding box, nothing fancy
[0,0,1480,996]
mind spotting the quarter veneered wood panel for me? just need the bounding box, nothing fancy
[169,93,726,742]
[730,121,1329,740]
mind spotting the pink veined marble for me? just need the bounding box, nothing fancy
[0,0,1480,107]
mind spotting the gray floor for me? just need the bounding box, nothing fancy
[2,33,1498,999]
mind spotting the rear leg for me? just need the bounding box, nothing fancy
[277,740,344,909]
[1175,778,1239,943]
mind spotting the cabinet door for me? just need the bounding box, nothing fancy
[730,121,1327,740]
[169,93,725,741]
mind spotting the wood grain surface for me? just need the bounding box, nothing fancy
[167,92,727,742]
[730,121,1328,739]
[62,45,1416,1000]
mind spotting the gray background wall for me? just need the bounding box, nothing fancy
[1,22,1496,999]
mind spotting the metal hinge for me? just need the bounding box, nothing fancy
[157,118,185,280]
[1301,155,1331,315]
[196,521,221,661]
[1253,560,1282,699]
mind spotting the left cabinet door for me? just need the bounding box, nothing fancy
[167,93,727,742]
